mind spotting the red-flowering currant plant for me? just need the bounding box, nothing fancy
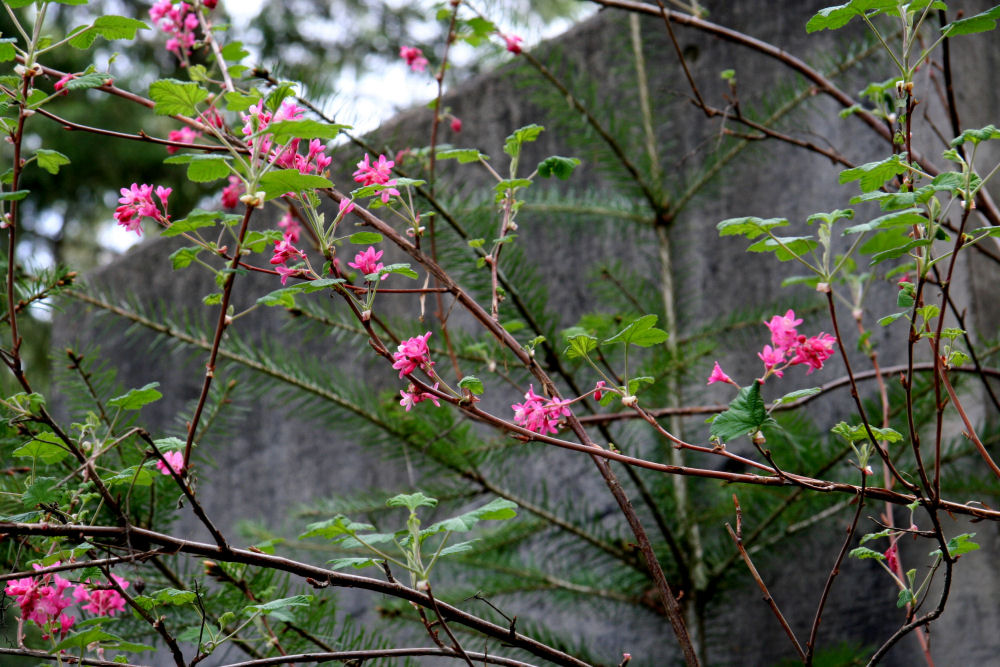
[1,1,1000,666]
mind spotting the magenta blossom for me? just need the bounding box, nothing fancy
[789,333,836,373]
[270,238,303,266]
[450,117,462,133]
[400,46,429,72]
[503,33,523,54]
[221,175,245,210]
[275,265,301,285]
[348,246,386,280]
[278,211,301,243]
[53,73,75,95]
[114,183,171,236]
[706,361,735,386]
[512,385,572,435]
[392,332,434,378]
[150,1,199,60]
[156,450,185,476]
[757,345,785,378]
[76,574,129,617]
[353,153,394,186]
[765,309,803,352]
[884,543,899,572]
[166,126,201,154]
[339,198,356,216]
[593,380,607,401]
[399,382,441,411]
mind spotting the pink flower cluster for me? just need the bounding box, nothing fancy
[399,382,441,411]
[352,153,400,203]
[114,183,171,236]
[167,126,200,154]
[348,246,386,281]
[707,309,837,385]
[400,46,429,72]
[221,175,245,209]
[4,564,129,639]
[512,385,572,435]
[242,100,332,176]
[149,1,199,60]
[392,332,434,378]
[156,450,185,476]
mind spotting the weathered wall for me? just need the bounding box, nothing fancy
[54,1,1000,665]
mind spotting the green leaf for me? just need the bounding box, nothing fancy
[627,376,655,395]
[710,383,773,443]
[839,155,908,193]
[716,216,789,239]
[848,546,886,561]
[23,477,60,508]
[104,465,153,488]
[327,557,379,570]
[495,178,533,193]
[831,421,903,443]
[14,431,71,464]
[503,124,544,158]
[772,387,821,406]
[458,376,484,395]
[256,278,345,307]
[604,314,669,347]
[843,208,927,235]
[34,149,70,175]
[0,38,16,62]
[380,263,418,280]
[169,246,202,269]
[422,498,518,535]
[266,119,348,143]
[941,5,1000,36]
[0,190,30,201]
[859,528,894,544]
[869,238,932,265]
[259,169,332,200]
[242,595,313,623]
[224,91,261,112]
[348,232,383,244]
[807,209,854,226]
[68,15,148,49]
[63,72,108,91]
[930,533,980,558]
[950,124,1000,147]
[164,154,232,183]
[564,332,598,359]
[162,209,241,237]
[108,382,162,410]
[746,235,818,261]
[897,588,915,608]
[151,588,198,606]
[537,155,581,180]
[806,1,898,33]
[878,311,908,326]
[149,79,209,116]
[437,148,488,163]
[54,629,120,652]
[387,492,438,511]
[299,515,376,540]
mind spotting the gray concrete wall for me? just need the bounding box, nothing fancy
[53,1,1000,665]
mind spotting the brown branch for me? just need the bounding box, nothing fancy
[219,648,540,667]
[97,563,185,666]
[0,648,149,667]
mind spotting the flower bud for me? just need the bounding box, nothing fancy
[621,395,637,407]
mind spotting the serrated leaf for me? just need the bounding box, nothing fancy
[387,492,438,511]
[564,333,598,359]
[0,38,16,62]
[897,588,915,608]
[162,209,241,237]
[716,216,789,239]
[806,1,898,33]
[152,588,197,606]
[243,595,313,622]
[848,546,886,560]
[747,235,818,261]
[422,498,517,535]
[108,382,162,410]
[860,528,894,544]
[348,232,383,244]
[503,123,544,158]
[537,155,580,179]
[437,148,488,163]
[941,5,1000,36]
[327,557,379,570]
[869,238,932,265]
[169,245,201,270]
[710,383,773,442]
[14,431,71,464]
[299,515,376,540]
[930,532,980,558]
[164,154,232,183]
[458,376,484,395]
[604,314,668,347]
[54,629,120,651]
[773,387,821,405]
[256,278,346,307]
[224,91,260,112]
[380,263,418,280]
[34,149,70,175]
[950,124,1000,146]
[843,208,927,235]
[23,477,61,508]
[68,15,148,49]
[878,311,908,326]
[627,376,655,394]
[839,155,908,192]
[150,79,209,116]
[259,169,332,200]
[63,72,108,91]
[104,465,153,488]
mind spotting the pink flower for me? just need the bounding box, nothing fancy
[884,543,899,572]
[392,332,434,378]
[399,382,441,411]
[757,345,785,378]
[400,46,429,72]
[339,198,355,216]
[593,380,606,401]
[765,309,803,353]
[114,183,170,235]
[166,126,200,154]
[353,153,394,186]
[278,211,301,243]
[150,1,199,59]
[789,333,836,373]
[512,385,572,434]
[348,246,386,280]
[450,117,462,133]
[78,575,129,617]
[376,181,401,204]
[270,238,303,266]
[221,175,245,209]
[503,33,523,54]
[53,73,75,95]
[275,265,300,285]
[706,361,735,386]
[155,450,185,476]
